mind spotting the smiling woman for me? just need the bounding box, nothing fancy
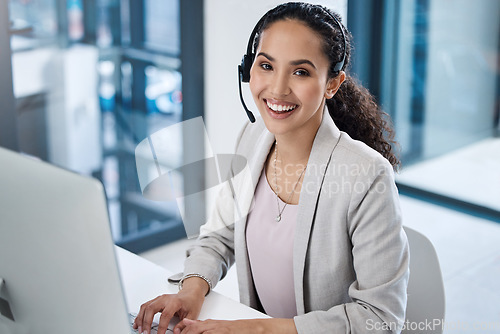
[250,19,341,143]
[134,3,409,334]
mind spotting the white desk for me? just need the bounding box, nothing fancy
[115,247,268,323]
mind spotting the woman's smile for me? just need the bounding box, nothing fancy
[264,98,299,119]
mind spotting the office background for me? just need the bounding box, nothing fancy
[1,0,499,332]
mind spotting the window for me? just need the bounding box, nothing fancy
[348,0,500,219]
[1,0,205,253]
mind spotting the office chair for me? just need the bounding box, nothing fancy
[402,226,446,334]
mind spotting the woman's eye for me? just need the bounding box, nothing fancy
[260,63,272,71]
[294,69,310,76]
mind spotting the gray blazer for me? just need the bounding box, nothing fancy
[183,111,409,333]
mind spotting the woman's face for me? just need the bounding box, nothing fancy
[249,19,341,137]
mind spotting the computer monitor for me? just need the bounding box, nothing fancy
[0,147,132,334]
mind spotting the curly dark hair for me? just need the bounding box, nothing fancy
[253,2,401,169]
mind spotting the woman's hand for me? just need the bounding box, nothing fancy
[133,277,209,334]
[174,318,298,334]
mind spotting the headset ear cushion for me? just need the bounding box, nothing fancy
[240,54,253,83]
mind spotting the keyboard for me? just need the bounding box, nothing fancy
[129,313,173,334]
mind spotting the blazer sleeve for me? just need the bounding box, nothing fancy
[182,121,251,288]
[293,157,409,334]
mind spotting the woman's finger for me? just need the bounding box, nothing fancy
[175,318,198,334]
[157,303,180,334]
[134,298,154,332]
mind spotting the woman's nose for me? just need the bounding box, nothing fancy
[270,72,291,96]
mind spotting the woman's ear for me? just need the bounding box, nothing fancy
[325,71,346,99]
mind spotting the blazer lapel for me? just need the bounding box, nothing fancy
[293,112,342,315]
[239,127,275,219]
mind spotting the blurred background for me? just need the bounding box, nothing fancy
[1,0,499,332]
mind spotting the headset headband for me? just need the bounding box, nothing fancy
[242,6,346,82]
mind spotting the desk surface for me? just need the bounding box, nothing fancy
[115,246,268,323]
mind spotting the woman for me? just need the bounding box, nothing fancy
[134,2,409,333]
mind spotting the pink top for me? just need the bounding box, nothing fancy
[246,170,298,318]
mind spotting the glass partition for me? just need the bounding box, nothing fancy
[378,0,500,215]
[4,0,200,253]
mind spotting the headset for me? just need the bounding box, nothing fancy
[237,7,347,123]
